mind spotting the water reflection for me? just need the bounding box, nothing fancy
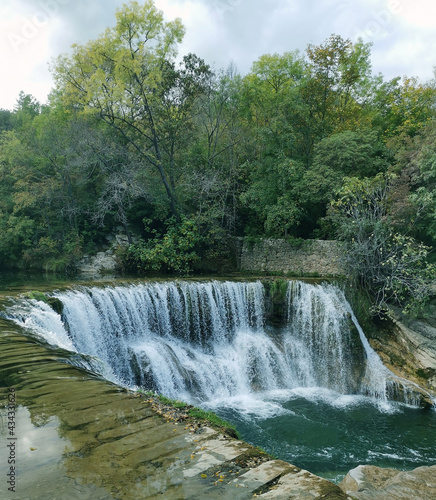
[0,406,89,499]
[0,324,202,499]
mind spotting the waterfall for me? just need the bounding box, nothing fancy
[285,281,362,394]
[5,280,424,407]
[285,281,421,405]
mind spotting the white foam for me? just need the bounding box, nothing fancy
[204,394,294,420]
[12,299,76,352]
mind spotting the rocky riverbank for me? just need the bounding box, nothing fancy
[367,310,436,401]
[340,464,436,499]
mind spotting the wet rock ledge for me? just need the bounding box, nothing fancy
[1,320,435,499]
[340,464,436,499]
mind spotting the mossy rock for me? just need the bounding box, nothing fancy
[416,367,436,381]
[24,291,48,302]
[24,291,64,315]
[262,278,289,326]
[46,297,64,315]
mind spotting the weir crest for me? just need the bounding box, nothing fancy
[6,280,424,408]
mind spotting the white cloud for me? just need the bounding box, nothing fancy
[0,0,435,110]
[397,0,436,28]
[0,3,54,109]
[372,34,436,80]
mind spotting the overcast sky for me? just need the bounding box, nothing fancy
[1,0,436,111]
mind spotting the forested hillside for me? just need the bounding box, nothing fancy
[1,1,435,313]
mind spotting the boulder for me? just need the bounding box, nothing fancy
[368,312,436,399]
[339,464,436,499]
[393,318,436,373]
[77,251,117,276]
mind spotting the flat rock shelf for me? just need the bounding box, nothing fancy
[0,321,348,499]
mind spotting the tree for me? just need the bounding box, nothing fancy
[122,215,201,274]
[241,157,305,236]
[391,118,436,246]
[238,36,376,237]
[330,174,434,316]
[241,51,305,162]
[239,52,308,235]
[0,130,36,266]
[14,91,40,129]
[300,129,391,233]
[0,111,86,270]
[52,0,192,218]
[300,35,373,163]
[184,64,247,235]
[90,136,148,244]
[370,76,436,138]
[0,109,14,132]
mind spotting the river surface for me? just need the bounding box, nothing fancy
[1,272,435,484]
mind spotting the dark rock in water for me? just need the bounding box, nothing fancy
[263,278,289,327]
[46,297,64,315]
[128,350,157,391]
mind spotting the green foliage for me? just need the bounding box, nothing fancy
[302,35,373,147]
[392,119,436,245]
[312,129,388,177]
[123,216,201,274]
[24,291,48,302]
[0,214,36,266]
[416,368,436,380]
[269,278,289,302]
[18,231,83,273]
[23,291,64,315]
[154,394,188,408]
[241,158,305,236]
[0,109,14,132]
[14,91,41,130]
[267,278,289,323]
[52,0,210,219]
[331,174,435,316]
[371,76,436,138]
[341,280,380,337]
[0,13,435,275]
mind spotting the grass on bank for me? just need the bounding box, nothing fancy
[137,390,278,461]
[138,389,240,438]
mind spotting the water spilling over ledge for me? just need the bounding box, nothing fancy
[3,279,436,481]
[6,280,430,407]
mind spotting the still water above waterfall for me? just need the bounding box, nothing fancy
[5,279,436,480]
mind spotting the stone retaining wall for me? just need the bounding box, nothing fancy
[240,238,345,276]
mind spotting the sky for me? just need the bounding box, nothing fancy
[1,0,436,111]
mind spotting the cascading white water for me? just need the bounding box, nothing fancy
[285,281,421,405]
[55,280,290,402]
[5,280,423,407]
[285,281,359,394]
[6,279,436,479]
